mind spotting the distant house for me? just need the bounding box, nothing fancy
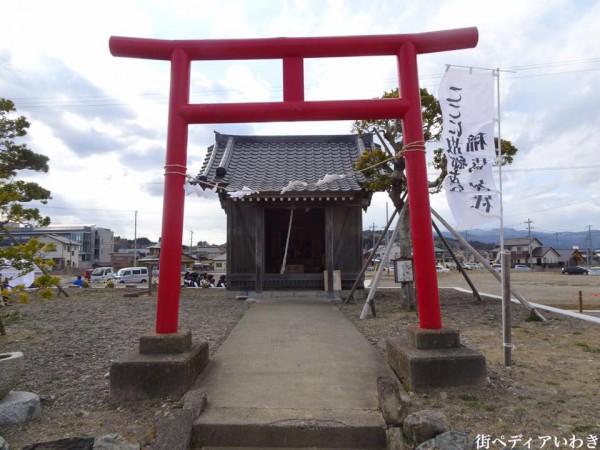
[494,238,560,268]
[365,244,446,266]
[555,248,586,268]
[191,245,226,271]
[194,245,226,259]
[530,246,561,267]
[197,132,373,296]
[110,248,150,270]
[38,234,81,270]
[137,240,196,271]
[213,253,227,273]
[463,250,494,264]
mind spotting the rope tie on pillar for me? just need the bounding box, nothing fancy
[164,163,187,176]
[396,140,426,158]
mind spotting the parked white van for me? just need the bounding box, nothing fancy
[114,267,148,284]
[90,267,115,284]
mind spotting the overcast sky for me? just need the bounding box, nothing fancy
[2,0,599,244]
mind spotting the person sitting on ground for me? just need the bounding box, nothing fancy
[217,275,226,288]
[184,271,198,287]
[72,275,84,287]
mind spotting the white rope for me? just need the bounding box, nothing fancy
[280,207,295,274]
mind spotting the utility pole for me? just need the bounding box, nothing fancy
[554,232,560,248]
[385,203,389,270]
[190,230,193,250]
[372,222,376,251]
[385,203,389,247]
[525,218,533,267]
[133,210,138,267]
[587,225,593,268]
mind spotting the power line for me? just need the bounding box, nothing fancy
[31,204,226,220]
[503,164,600,173]
[503,57,600,71]
[10,57,600,109]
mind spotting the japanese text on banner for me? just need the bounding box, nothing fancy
[439,67,499,230]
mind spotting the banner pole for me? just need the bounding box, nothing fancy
[495,68,505,256]
[494,69,511,364]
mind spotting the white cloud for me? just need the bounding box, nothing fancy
[1,0,598,245]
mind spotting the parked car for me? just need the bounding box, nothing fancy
[492,264,502,272]
[463,262,482,270]
[587,267,600,276]
[114,267,149,283]
[90,267,115,283]
[513,265,531,272]
[561,266,589,275]
[436,265,450,273]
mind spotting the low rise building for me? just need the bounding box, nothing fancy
[0,225,114,269]
[37,234,82,270]
[493,238,561,269]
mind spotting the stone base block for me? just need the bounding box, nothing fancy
[109,341,209,401]
[386,336,486,392]
[139,329,192,354]
[0,390,41,425]
[405,325,461,350]
[0,352,24,398]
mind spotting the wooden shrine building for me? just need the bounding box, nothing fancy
[197,132,374,297]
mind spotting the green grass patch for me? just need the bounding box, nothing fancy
[576,342,600,353]
[571,424,595,433]
[459,394,494,411]
[525,313,543,322]
[2,309,21,326]
[514,407,527,417]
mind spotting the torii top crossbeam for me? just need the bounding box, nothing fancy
[109,27,478,334]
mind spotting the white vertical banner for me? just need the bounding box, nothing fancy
[439,67,499,230]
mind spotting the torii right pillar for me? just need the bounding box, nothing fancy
[385,42,486,392]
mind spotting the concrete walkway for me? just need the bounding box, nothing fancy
[191,298,395,449]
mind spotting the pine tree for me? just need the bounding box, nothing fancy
[0,99,63,335]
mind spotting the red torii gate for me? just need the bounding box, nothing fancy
[109,28,478,334]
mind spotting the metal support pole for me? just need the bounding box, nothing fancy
[432,219,482,302]
[432,207,546,321]
[502,250,512,366]
[360,205,405,319]
[344,207,399,304]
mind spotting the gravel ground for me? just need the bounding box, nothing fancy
[340,288,600,445]
[0,287,250,449]
[1,283,599,449]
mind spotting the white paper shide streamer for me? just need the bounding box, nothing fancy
[439,67,499,230]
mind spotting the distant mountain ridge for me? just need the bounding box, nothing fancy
[442,228,600,250]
